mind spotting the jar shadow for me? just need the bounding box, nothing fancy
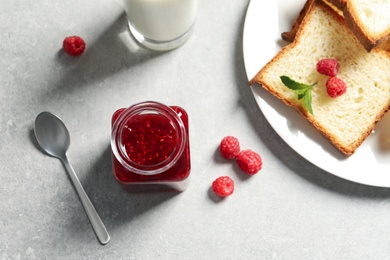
[30,124,179,242]
[71,144,180,240]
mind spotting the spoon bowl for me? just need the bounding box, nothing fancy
[35,112,70,158]
[34,111,110,245]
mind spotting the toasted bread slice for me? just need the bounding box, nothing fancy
[343,0,390,51]
[250,0,390,155]
[283,0,390,52]
[282,0,343,42]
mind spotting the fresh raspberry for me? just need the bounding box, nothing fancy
[236,149,262,175]
[212,176,234,197]
[326,77,347,98]
[316,58,340,77]
[219,136,240,159]
[63,36,86,56]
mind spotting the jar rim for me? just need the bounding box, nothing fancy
[111,101,186,175]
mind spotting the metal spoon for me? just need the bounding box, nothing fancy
[34,111,110,245]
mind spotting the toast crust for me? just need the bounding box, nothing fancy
[326,0,345,10]
[281,0,315,42]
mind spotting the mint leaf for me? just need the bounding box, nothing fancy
[296,89,307,100]
[303,89,313,115]
[280,75,316,115]
[280,75,311,90]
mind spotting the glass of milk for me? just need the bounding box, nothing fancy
[123,0,198,51]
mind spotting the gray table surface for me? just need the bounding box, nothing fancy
[2,0,390,259]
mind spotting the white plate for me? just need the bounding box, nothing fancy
[243,0,390,187]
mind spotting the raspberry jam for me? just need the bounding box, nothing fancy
[111,101,191,191]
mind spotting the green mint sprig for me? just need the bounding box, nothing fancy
[280,75,317,115]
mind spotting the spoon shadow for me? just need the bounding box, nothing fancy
[81,145,179,233]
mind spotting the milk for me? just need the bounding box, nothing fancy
[123,0,198,43]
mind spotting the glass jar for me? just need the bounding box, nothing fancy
[111,101,191,192]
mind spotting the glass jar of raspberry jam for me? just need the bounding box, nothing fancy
[111,101,191,192]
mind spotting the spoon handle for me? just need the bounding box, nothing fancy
[62,156,110,245]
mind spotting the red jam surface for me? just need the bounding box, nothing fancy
[122,113,177,167]
[111,105,190,184]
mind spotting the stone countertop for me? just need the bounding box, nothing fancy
[2,0,390,259]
